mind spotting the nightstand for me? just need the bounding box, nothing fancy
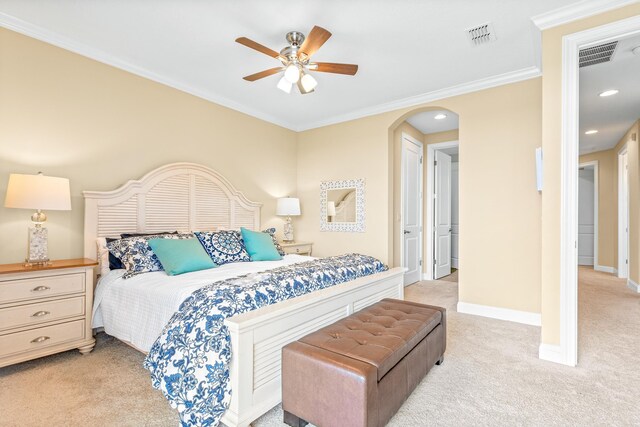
[280,242,313,256]
[0,258,98,368]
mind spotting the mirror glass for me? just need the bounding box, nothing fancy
[326,189,356,223]
[320,178,365,233]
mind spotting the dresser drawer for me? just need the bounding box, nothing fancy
[0,297,85,332]
[0,320,85,358]
[283,244,312,255]
[0,274,85,305]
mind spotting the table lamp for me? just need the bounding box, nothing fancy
[276,197,300,242]
[327,201,336,222]
[4,172,71,265]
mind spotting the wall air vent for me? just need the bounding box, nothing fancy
[466,23,497,46]
[579,41,617,67]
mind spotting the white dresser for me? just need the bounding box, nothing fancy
[0,259,97,368]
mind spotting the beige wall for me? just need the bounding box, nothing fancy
[424,129,459,145]
[0,28,298,264]
[297,78,542,315]
[579,149,617,268]
[579,119,640,273]
[540,3,640,345]
[613,120,640,283]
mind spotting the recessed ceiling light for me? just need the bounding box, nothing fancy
[599,89,619,97]
[585,130,598,135]
[434,113,447,120]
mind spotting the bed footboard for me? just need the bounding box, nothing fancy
[222,267,405,427]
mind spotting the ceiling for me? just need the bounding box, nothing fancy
[0,0,593,131]
[406,110,459,134]
[579,33,640,155]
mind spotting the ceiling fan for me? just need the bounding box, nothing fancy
[236,26,358,94]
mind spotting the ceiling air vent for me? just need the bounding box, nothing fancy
[466,23,496,46]
[579,41,617,67]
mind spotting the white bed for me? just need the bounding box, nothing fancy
[92,254,314,353]
[84,162,404,427]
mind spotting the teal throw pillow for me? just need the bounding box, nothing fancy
[148,238,216,276]
[240,227,283,261]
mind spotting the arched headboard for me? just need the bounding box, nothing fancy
[83,162,262,259]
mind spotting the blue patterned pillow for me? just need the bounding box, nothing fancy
[107,233,192,279]
[262,228,285,257]
[194,230,251,265]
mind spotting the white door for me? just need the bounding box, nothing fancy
[619,152,629,278]
[577,167,594,266]
[434,150,452,279]
[402,136,423,285]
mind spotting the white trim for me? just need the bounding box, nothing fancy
[0,11,542,133]
[618,145,629,278]
[579,161,599,268]
[400,133,424,285]
[531,0,639,30]
[300,67,539,131]
[628,278,640,293]
[425,140,459,281]
[457,302,541,326]
[538,343,565,364]
[559,14,640,368]
[0,12,298,131]
[594,265,617,274]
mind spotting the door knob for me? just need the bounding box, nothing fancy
[404,230,410,234]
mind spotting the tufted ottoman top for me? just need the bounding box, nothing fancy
[299,298,442,380]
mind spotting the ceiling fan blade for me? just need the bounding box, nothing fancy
[297,80,314,95]
[299,26,332,58]
[242,67,283,81]
[236,37,280,58]
[314,62,359,75]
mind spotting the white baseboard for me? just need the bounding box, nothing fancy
[594,265,617,274]
[422,273,430,281]
[457,302,541,326]
[628,278,640,293]
[538,343,566,365]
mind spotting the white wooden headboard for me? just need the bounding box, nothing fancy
[83,162,262,259]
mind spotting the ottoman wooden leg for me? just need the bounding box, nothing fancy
[284,410,309,427]
[436,356,444,365]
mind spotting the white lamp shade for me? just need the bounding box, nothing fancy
[276,197,301,216]
[327,201,336,216]
[4,173,71,211]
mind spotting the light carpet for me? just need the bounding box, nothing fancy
[1,267,639,426]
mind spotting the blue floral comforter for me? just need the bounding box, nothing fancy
[143,253,387,426]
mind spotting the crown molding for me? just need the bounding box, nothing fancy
[532,0,639,31]
[1,10,542,134]
[0,12,298,131]
[295,66,541,131]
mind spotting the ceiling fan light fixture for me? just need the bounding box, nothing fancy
[284,64,300,83]
[277,76,293,94]
[300,73,318,92]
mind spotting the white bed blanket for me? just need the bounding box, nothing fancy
[92,254,313,352]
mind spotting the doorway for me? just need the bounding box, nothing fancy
[578,162,597,267]
[425,141,459,280]
[559,15,640,367]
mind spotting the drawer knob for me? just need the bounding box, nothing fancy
[31,311,50,318]
[31,286,51,292]
[30,336,50,344]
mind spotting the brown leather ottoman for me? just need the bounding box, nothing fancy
[282,298,446,427]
